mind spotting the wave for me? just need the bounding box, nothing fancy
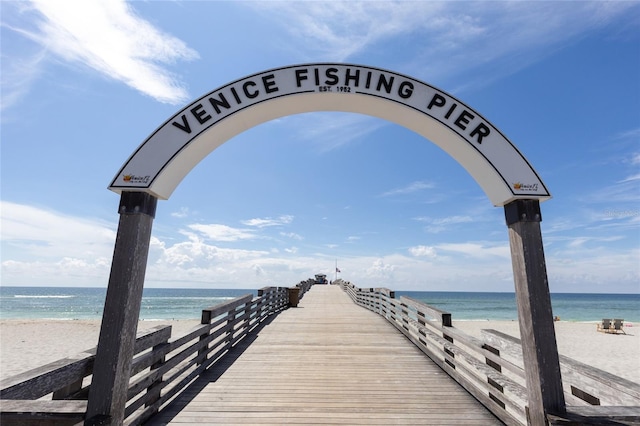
[13,295,76,299]
[142,296,237,301]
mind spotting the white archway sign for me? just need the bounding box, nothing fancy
[109,63,550,206]
[90,64,564,425]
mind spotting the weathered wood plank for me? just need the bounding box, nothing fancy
[147,285,502,425]
[0,353,94,400]
[0,399,86,426]
[400,295,452,325]
[201,294,253,323]
[548,405,640,425]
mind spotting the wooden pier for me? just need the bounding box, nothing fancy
[148,285,502,425]
[2,280,640,425]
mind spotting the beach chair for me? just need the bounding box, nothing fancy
[612,319,626,334]
[597,318,612,333]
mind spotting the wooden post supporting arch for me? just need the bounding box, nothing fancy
[90,63,564,425]
[505,199,565,424]
[85,192,157,425]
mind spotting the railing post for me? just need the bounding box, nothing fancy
[257,288,266,321]
[269,288,276,313]
[505,200,565,424]
[401,303,409,332]
[52,378,83,400]
[483,343,506,410]
[280,287,288,310]
[243,299,252,333]
[86,192,157,426]
[198,309,213,365]
[225,306,236,350]
[288,286,300,307]
[443,317,455,370]
[145,335,170,415]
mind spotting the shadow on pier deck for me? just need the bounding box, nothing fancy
[148,285,502,425]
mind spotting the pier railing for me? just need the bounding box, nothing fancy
[338,279,640,426]
[0,279,313,425]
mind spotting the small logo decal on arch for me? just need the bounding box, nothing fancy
[123,174,150,184]
[513,182,539,191]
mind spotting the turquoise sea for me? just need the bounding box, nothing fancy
[0,286,638,322]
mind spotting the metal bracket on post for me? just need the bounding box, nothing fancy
[504,198,542,225]
[118,191,158,216]
[504,199,565,425]
[85,192,157,425]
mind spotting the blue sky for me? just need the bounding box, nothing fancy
[1,1,638,293]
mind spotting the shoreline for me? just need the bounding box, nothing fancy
[1,318,638,384]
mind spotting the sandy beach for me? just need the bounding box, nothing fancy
[454,320,640,384]
[1,319,638,384]
[0,319,200,380]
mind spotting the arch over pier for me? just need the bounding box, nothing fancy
[108,63,549,206]
[90,63,563,425]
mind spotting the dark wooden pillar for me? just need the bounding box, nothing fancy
[505,199,565,425]
[85,192,157,425]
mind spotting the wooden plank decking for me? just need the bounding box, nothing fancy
[148,285,503,425]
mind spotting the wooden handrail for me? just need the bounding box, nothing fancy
[482,329,640,406]
[9,277,636,426]
[0,279,313,425]
[336,279,640,426]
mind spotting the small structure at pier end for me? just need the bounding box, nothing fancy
[314,274,328,285]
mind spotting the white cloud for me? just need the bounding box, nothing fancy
[10,0,198,104]
[547,248,640,293]
[615,128,640,144]
[0,201,115,260]
[436,242,511,259]
[249,2,636,88]
[280,232,303,241]
[2,258,112,287]
[171,207,191,218]
[1,202,637,292]
[587,179,640,204]
[619,174,640,183]
[431,216,474,226]
[380,181,435,197]
[415,215,474,233]
[283,113,386,153]
[241,215,294,228]
[0,48,47,114]
[409,245,437,258]
[1,201,116,286]
[187,224,256,242]
[252,264,266,277]
[151,234,268,266]
[250,2,449,61]
[565,236,624,249]
[366,258,397,279]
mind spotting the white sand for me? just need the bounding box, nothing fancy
[0,319,199,380]
[1,319,638,384]
[453,320,640,383]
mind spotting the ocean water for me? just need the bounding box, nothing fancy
[0,286,638,322]
[397,291,640,322]
[0,287,253,321]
